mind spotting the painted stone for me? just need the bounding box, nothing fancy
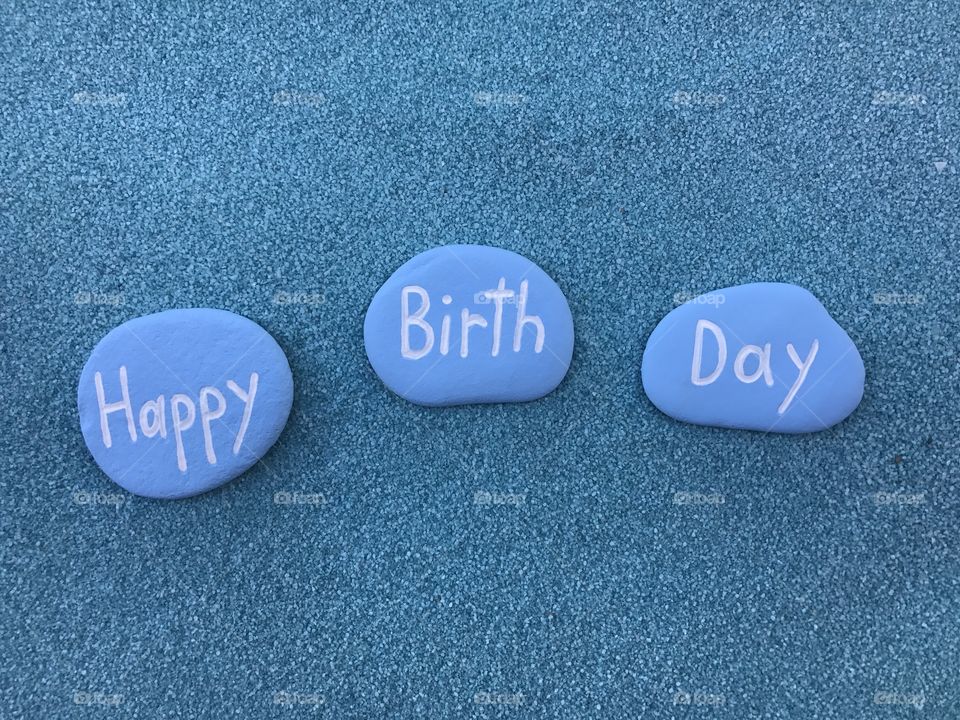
[641,283,864,433]
[77,309,293,499]
[364,244,574,406]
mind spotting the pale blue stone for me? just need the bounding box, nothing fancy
[641,283,864,433]
[364,245,574,406]
[77,309,294,499]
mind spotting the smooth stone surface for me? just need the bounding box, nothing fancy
[641,283,864,433]
[77,309,294,499]
[364,244,574,406]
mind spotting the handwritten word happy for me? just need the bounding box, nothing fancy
[94,367,258,472]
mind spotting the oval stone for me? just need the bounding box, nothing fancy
[641,283,864,433]
[364,245,574,406]
[77,309,294,499]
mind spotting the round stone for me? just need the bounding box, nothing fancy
[641,283,864,433]
[364,244,574,406]
[77,309,294,499]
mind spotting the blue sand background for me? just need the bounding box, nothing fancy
[2,2,959,717]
